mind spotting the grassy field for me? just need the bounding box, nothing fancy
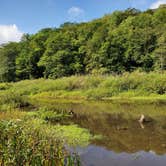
[0,71,165,165]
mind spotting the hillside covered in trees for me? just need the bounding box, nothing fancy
[0,6,166,82]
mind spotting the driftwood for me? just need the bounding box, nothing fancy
[138,114,145,129]
[138,114,145,123]
[138,114,153,129]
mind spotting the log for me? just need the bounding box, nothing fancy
[138,114,145,123]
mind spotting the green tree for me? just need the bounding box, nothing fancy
[0,42,19,82]
[153,33,166,71]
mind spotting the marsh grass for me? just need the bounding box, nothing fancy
[0,83,11,90]
[0,91,30,111]
[5,71,164,101]
[27,106,72,123]
[0,110,26,120]
[0,118,83,166]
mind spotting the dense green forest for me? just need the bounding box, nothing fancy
[0,6,166,82]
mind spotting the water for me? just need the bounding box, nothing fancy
[77,146,166,166]
[42,100,166,166]
[71,111,166,166]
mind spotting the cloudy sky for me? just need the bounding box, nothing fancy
[0,0,165,44]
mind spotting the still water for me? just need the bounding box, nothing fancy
[71,111,166,166]
[44,100,166,166]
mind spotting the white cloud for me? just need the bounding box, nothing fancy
[150,0,166,9]
[68,7,85,21]
[0,24,23,44]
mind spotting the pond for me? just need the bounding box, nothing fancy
[39,99,166,166]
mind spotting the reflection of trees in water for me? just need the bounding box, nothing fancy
[72,113,166,155]
[42,100,166,154]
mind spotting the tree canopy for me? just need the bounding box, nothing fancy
[0,7,166,82]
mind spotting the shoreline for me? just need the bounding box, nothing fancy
[31,95,166,105]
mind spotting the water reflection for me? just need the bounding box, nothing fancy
[71,112,166,155]
[41,100,166,165]
[46,100,166,154]
[70,112,166,166]
[75,146,166,166]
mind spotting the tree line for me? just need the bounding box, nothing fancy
[0,6,166,82]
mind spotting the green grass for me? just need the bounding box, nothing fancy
[19,71,166,102]
[0,71,165,109]
[0,71,164,101]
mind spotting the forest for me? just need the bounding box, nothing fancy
[0,6,166,82]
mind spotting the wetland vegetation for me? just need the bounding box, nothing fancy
[0,5,165,166]
[0,71,166,165]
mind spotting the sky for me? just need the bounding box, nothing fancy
[0,0,166,44]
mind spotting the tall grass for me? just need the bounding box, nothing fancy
[0,91,30,111]
[0,120,81,166]
[9,71,164,100]
[0,83,11,90]
[2,71,165,97]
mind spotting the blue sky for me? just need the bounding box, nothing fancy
[0,0,166,44]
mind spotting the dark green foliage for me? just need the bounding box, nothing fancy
[0,43,19,82]
[0,7,166,81]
